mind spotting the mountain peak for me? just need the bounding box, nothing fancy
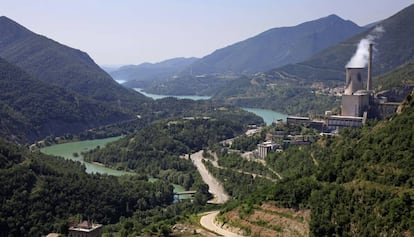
[324,14,342,20]
[0,16,32,43]
[0,15,28,29]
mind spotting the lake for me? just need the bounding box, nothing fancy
[242,107,288,125]
[115,79,126,84]
[40,136,131,176]
[134,88,211,100]
[40,137,189,196]
[134,88,288,124]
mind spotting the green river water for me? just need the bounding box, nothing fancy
[40,137,187,195]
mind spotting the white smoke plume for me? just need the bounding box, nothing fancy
[346,26,385,68]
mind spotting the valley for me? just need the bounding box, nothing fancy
[1,2,414,237]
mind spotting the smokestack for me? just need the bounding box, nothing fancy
[345,67,364,95]
[367,44,373,91]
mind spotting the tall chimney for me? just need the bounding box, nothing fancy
[367,43,373,91]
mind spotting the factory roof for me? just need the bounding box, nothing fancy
[328,115,363,120]
[287,116,310,120]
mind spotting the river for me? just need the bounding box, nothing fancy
[40,137,189,197]
[40,136,132,176]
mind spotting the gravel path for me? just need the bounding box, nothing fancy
[190,151,229,204]
[200,211,245,237]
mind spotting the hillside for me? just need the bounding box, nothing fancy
[0,16,148,108]
[374,59,414,90]
[0,57,132,144]
[269,3,414,83]
[0,138,179,236]
[213,89,414,236]
[111,57,198,88]
[188,14,363,75]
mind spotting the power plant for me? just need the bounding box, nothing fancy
[327,44,374,129]
[325,41,407,130]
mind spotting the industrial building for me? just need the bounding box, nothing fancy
[257,141,279,158]
[328,44,374,129]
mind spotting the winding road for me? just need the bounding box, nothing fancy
[200,211,245,237]
[190,151,229,204]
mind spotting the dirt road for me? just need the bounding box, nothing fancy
[200,211,245,237]
[190,151,229,204]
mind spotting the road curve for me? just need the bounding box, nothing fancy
[200,211,245,237]
[191,151,229,204]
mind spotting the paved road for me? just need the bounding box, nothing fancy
[200,211,245,237]
[191,151,229,204]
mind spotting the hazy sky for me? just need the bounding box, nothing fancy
[1,0,413,65]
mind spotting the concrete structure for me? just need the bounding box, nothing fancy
[257,141,278,158]
[331,66,370,127]
[287,116,326,132]
[327,115,365,128]
[286,116,310,125]
[68,221,102,237]
[344,68,364,95]
[341,90,369,117]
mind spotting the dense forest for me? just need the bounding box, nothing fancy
[0,138,181,236]
[84,114,256,181]
[0,58,134,144]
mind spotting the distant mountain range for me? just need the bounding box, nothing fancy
[114,14,364,91]
[0,57,132,144]
[187,14,364,75]
[0,16,147,108]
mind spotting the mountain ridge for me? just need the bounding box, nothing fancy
[0,16,148,109]
[186,14,364,74]
[0,57,132,144]
[111,57,198,88]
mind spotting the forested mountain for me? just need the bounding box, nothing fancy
[111,57,198,88]
[374,59,414,91]
[187,14,363,74]
[84,116,249,171]
[0,58,132,144]
[213,89,414,236]
[268,3,414,83]
[0,138,178,236]
[0,16,147,108]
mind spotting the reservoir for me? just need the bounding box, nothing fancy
[134,88,288,125]
[40,136,130,176]
[40,137,188,195]
[134,88,211,100]
[242,107,288,125]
